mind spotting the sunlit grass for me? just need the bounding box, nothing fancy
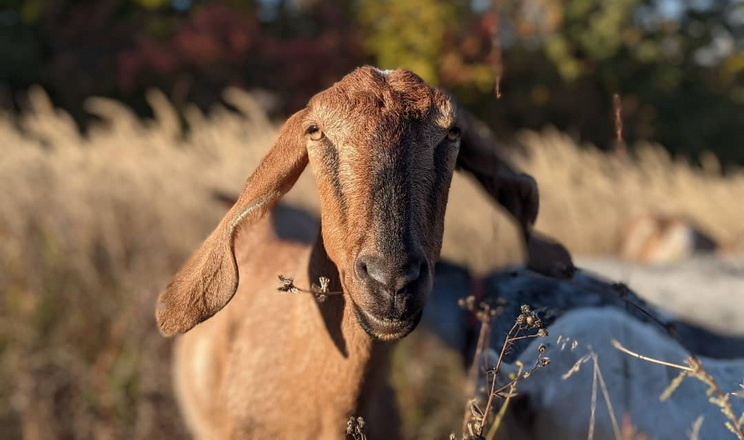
[0,88,741,439]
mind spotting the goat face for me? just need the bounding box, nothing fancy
[158,66,535,341]
[304,67,459,341]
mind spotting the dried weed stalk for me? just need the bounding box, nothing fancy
[454,302,549,440]
[613,93,626,157]
[563,347,623,440]
[487,2,504,99]
[276,274,342,303]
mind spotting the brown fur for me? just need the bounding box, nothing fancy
[156,66,540,439]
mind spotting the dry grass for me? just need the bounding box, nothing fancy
[516,128,744,257]
[0,87,281,440]
[1,87,742,439]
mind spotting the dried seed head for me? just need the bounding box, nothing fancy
[318,276,330,293]
[520,304,531,314]
[459,295,478,312]
[540,357,551,366]
[537,329,548,337]
[346,416,365,436]
[469,401,484,419]
[538,344,547,354]
[277,275,300,293]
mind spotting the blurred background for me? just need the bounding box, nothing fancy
[1,0,743,439]
[2,0,744,161]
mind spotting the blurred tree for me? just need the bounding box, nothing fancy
[355,0,744,162]
[526,0,744,162]
[436,0,744,163]
[357,0,464,85]
[0,0,362,119]
[0,0,743,163]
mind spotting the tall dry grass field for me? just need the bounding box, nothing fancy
[1,88,742,439]
[517,128,744,258]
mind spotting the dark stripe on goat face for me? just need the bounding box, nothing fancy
[371,141,415,258]
[428,143,450,221]
[422,139,457,253]
[321,143,348,224]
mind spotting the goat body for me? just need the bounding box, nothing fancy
[172,211,398,438]
[156,66,540,439]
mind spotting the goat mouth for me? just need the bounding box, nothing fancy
[353,306,422,342]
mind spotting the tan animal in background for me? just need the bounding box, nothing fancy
[155,66,540,439]
[619,213,718,264]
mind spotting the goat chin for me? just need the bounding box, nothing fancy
[156,66,542,439]
[354,304,423,341]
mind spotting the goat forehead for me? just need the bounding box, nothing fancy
[308,68,456,134]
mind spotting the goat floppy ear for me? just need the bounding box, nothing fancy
[455,108,539,241]
[156,110,309,336]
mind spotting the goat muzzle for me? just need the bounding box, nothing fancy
[350,254,430,340]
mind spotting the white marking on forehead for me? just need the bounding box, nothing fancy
[372,67,394,77]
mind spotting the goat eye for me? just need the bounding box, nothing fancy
[307,125,324,141]
[446,127,461,141]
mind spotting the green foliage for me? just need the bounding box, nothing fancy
[358,0,463,84]
[134,0,171,9]
[546,0,639,80]
[477,0,744,163]
[0,0,743,163]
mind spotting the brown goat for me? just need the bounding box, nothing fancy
[156,66,538,439]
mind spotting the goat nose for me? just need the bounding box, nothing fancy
[355,255,425,292]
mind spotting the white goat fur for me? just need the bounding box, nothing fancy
[500,308,744,440]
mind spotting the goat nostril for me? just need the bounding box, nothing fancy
[356,259,369,278]
[404,260,423,284]
[356,256,395,287]
[356,255,395,287]
[356,254,427,292]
